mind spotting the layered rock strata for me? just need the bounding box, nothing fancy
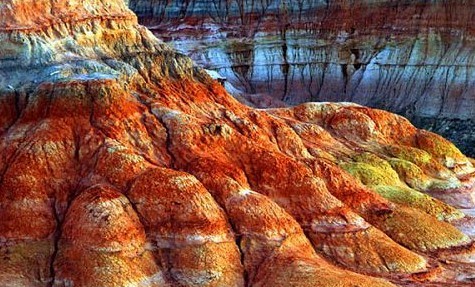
[1,0,475,286]
[130,0,475,156]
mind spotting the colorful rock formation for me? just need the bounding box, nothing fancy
[0,0,475,286]
[130,0,475,156]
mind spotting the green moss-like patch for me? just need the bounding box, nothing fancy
[386,145,432,165]
[341,162,400,186]
[340,153,463,221]
[386,144,457,181]
[354,152,394,172]
[374,185,463,221]
[388,158,431,190]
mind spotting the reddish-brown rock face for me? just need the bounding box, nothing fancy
[130,0,475,157]
[1,1,475,286]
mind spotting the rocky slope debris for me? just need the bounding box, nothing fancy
[1,0,475,286]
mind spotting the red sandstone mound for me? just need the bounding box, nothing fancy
[1,1,475,286]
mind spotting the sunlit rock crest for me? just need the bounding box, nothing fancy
[1,0,475,286]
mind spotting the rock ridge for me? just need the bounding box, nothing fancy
[1,0,475,286]
[130,0,475,156]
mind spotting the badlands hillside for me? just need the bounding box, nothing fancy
[0,0,474,286]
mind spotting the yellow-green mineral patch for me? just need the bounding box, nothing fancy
[376,207,470,252]
[389,158,460,191]
[341,152,463,221]
[374,185,463,221]
[416,130,469,169]
[385,144,456,180]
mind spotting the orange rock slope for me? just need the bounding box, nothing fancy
[0,1,475,286]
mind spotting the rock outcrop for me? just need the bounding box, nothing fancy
[1,0,475,286]
[129,0,475,156]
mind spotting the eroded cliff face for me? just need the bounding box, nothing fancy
[1,0,475,286]
[129,0,475,156]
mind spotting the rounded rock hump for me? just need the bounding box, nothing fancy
[54,185,165,287]
[0,0,475,286]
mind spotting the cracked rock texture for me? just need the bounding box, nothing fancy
[130,0,475,156]
[1,0,475,286]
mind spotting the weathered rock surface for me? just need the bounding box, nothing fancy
[130,0,475,156]
[1,0,475,286]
